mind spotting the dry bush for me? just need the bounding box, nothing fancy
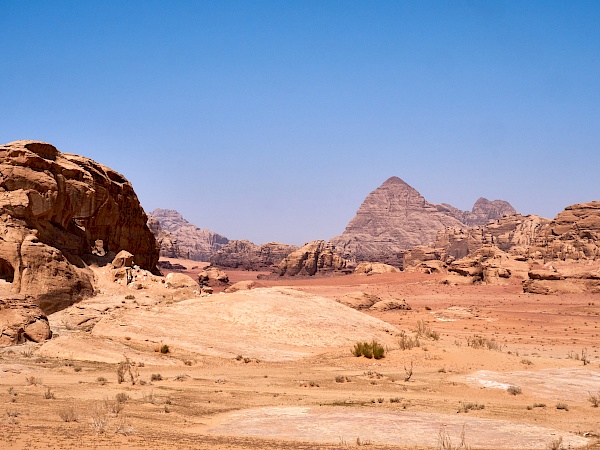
[25,376,42,386]
[415,320,440,340]
[507,385,522,395]
[351,340,385,359]
[58,405,78,422]
[398,331,420,350]
[90,403,110,433]
[115,392,129,403]
[556,402,569,411]
[115,417,134,435]
[588,392,599,407]
[466,335,502,351]
[546,436,564,450]
[458,402,485,413]
[96,376,107,385]
[437,424,471,450]
[404,361,413,382]
[43,387,55,399]
[116,357,139,385]
[151,373,162,381]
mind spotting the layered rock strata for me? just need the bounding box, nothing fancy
[277,240,349,276]
[210,240,297,270]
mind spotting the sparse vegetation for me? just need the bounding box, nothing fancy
[151,373,163,381]
[556,402,569,411]
[588,391,600,407]
[335,375,350,383]
[415,320,440,340]
[158,344,170,354]
[507,385,522,395]
[437,424,471,449]
[124,294,135,300]
[43,387,55,399]
[546,436,564,450]
[58,405,78,422]
[521,359,533,365]
[351,340,385,359]
[26,376,42,386]
[398,331,420,350]
[458,402,485,413]
[466,335,502,351]
[404,361,413,382]
[116,357,139,385]
[96,376,107,385]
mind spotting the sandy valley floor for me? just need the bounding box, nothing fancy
[1,259,599,449]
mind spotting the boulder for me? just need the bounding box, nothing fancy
[354,262,399,275]
[446,245,528,285]
[224,280,257,293]
[198,267,229,285]
[112,250,135,269]
[0,296,51,345]
[335,292,380,310]
[165,272,198,289]
[277,240,348,276]
[370,299,411,311]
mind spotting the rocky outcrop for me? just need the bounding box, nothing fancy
[354,262,399,275]
[529,202,600,261]
[0,140,159,316]
[147,215,180,258]
[277,240,349,276]
[445,245,529,285]
[0,296,51,345]
[331,177,517,266]
[149,209,229,261]
[522,265,600,294]
[335,292,410,311]
[210,240,296,270]
[198,266,229,285]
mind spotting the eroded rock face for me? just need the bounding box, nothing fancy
[277,240,349,276]
[149,209,228,261]
[0,296,51,345]
[330,177,517,266]
[530,202,600,261]
[0,140,159,315]
[210,240,297,270]
[354,262,399,275]
[147,216,180,258]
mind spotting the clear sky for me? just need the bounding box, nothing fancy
[1,1,599,245]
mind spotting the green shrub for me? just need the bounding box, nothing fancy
[159,344,170,354]
[507,385,522,395]
[372,340,385,359]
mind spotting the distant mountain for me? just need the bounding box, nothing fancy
[330,176,517,265]
[148,209,229,261]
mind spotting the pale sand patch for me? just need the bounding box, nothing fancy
[463,368,600,402]
[208,406,589,449]
[91,288,399,361]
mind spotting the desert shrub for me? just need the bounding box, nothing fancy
[466,335,501,351]
[335,375,349,383]
[90,403,110,433]
[415,320,440,340]
[116,357,139,385]
[124,294,135,300]
[398,331,420,350]
[546,436,564,450]
[159,344,169,354]
[115,392,129,403]
[533,403,546,408]
[96,377,107,385]
[115,417,134,435]
[390,397,402,403]
[352,342,365,357]
[58,406,78,422]
[425,306,432,310]
[458,402,485,413]
[507,385,522,395]
[377,397,385,403]
[589,391,600,407]
[74,366,82,372]
[437,424,470,449]
[43,387,55,399]
[151,373,162,381]
[25,376,42,386]
[521,359,533,365]
[184,359,193,366]
[20,347,34,358]
[438,367,447,373]
[556,402,569,411]
[372,340,385,359]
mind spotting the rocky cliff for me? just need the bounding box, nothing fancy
[0,140,159,342]
[277,240,349,276]
[210,240,297,270]
[330,177,517,265]
[149,209,229,261]
[147,215,180,258]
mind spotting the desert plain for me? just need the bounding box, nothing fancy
[1,257,599,450]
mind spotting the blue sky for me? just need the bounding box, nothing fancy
[1,1,599,245]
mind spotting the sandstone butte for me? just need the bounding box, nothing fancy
[0,140,159,345]
[330,176,516,266]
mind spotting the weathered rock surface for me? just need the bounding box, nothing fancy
[446,245,529,285]
[354,262,399,275]
[529,202,600,261]
[147,215,180,258]
[224,280,257,293]
[277,240,349,276]
[0,296,51,345]
[211,240,297,270]
[0,140,159,317]
[149,209,228,261]
[331,177,516,266]
[198,266,229,285]
[165,272,198,289]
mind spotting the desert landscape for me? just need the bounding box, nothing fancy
[0,140,599,450]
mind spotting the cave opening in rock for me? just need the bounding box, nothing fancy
[0,258,15,283]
